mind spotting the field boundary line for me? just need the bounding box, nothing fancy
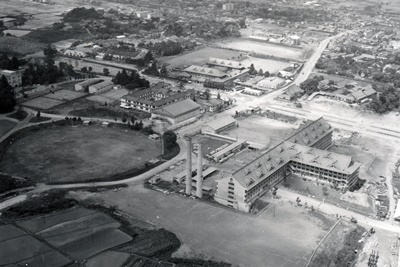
[306,219,340,267]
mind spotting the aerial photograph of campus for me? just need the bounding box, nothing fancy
[1,0,400,266]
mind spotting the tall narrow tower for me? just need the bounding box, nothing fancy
[196,142,203,198]
[185,136,192,195]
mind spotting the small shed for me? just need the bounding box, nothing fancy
[101,121,110,127]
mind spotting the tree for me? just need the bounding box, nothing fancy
[144,62,159,75]
[0,75,16,113]
[36,110,41,118]
[249,64,257,75]
[160,65,168,75]
[258,68,263,76]
[264,71,270,77]
[217,92,221,100]
[163,130,177,151]
[300,77,321,95]
[81,67,88,73]
[204,89,210,100]
[103,68,110,76]
[9,56,20,70]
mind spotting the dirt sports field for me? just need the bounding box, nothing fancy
[219,40,305,60]
[224,116,298,146]
[75,186,335,267]
[0,125,160,183]
[161,47,244,69]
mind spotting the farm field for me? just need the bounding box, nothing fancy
[0,224,72,267]
[0,125,160,183]
[86,250,131,267]
[0,120,16,137]
[75,185,335,267]
[0,36,46,55]
[1,207,133,266]
[219,40,305,60]
[224,116,297,146]
[161,47,244,69]
[23,96,66,109]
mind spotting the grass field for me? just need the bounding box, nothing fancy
[0,125,160,183]
[0,120,16,137]
[219,40,305,60]
[44,89,87,102]
[76,186,335,267]
[23,96,66,109]
[161,47,244,69]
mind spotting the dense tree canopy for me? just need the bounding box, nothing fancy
[163,131,177,151]
[0,75,16,113]
[112,69,149,90]
[63,7,102,22]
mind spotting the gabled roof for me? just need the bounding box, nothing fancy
[183,65,226,78]
[207,57,245,69]
[203,116,236,131]
[231,140,361,190]
[285,117,332,147]
[152,98,200,118]
[230,118,361,190]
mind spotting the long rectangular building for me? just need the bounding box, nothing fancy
[214,117,361,212]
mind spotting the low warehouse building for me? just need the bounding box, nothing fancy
[88,81,114,94]
[75,79,102,92]
[151,98,201,124]
[201,116,236,134]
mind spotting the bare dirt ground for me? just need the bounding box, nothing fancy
[161,47,243,69]
[224,116,297,146]
[356,228,399,267]
[219,40,305,60]
[72,185,336,267]
[0,125,160,183]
